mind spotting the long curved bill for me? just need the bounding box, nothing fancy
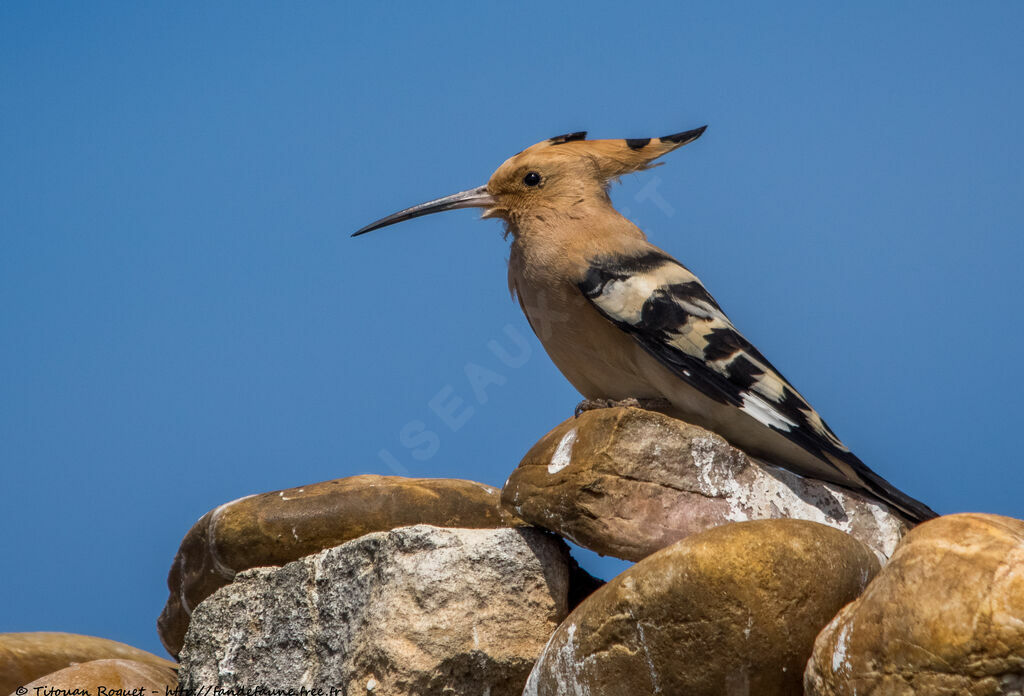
[352,185,495,237]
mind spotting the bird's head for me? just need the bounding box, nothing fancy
[353,126,706,237]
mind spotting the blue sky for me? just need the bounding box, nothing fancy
[2,3,1022,657]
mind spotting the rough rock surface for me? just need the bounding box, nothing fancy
[525,519,880,696]
[806,513,1024,696]
[503,407,909,561]
[0,632,175,695]
[16,659,177,695]
[160,474,523,656]
[180,524,573,696]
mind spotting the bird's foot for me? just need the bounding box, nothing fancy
[574,397,673,418]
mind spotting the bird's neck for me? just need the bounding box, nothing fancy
[505,198,652,286]
[505,196,646,246]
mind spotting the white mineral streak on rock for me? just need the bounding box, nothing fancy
[206,494,258,581]
[870,502,906,552]
[299,552,325,689]
[523,621,591,696]
[548,429,578,474]
[634,618,661,694]
[691,437,723,495]
[739,457,902,559]
[831,621,852,675]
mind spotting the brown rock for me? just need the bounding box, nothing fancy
[503,407,909,562]
[17,659,177,695]
[524,519,880,696]
[159,475,523,657]
[0,633,174,695]
[805,513,1024,696]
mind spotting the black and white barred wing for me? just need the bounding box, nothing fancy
[578,249,938,522]
[579,250,863,464]
[580,250,839,435]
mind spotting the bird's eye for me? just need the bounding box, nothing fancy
[523,171,542,187]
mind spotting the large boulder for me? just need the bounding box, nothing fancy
[180,525,574,696]
[503,407,908,561]
[0,632,175,696]
[805,513,1024,695]
[160,475,523,656]
[525,519,879,696]
[15,659,177,695]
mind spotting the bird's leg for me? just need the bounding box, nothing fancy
[574,397,673,418]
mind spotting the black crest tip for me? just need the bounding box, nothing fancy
[549,131,588,145]
[659,125,708,145]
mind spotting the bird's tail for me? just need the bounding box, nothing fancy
[856,465,938,524]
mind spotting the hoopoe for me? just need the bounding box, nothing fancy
[354,127,937,522]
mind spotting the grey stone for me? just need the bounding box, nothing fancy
[160,474,524,657]
[179,525,572,696]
